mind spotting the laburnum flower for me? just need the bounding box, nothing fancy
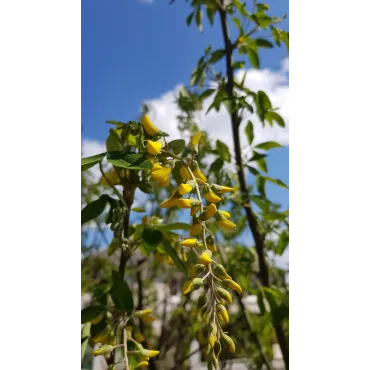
[211,184,235,194]
[199,203,218,221]
[134,330,145,343]
[180,238,198,248]
[142,114,160,136]
[147,140,162,155]
[219,210,231,219]
[206,235,217,252]
[190,132,202,153]
[190,206,199,216]
[198,250,212,265]
[204,189,222,203]
[158,177,170,187]
[222,279,242,293]
[176,198,201,209]
[92,345,114,356]
[101,169,120,186]
[160,194,178,208]
[178,183,193,195]
[217,219,237,230]
[216,287,232,304]
[135,361,149,369]
[180,164,192,181]
[151,164,171,183]
[139,349,160,358]
[190,223,202,236]
[182,278,203,295]
[193,167,207,183]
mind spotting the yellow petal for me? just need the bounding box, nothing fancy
[219,210,231,219]
[147,140,162,155]
[190,206,199,216]
[140,349,160,358]
[178,183,193,195]
[222,279,243,293]
[142,115,160,136]
[152,162,163,171]
[134,331,145,343]
[208,244,217,252]
[204,192,222,203]
[101,170,120,186]
[198,251,212,265]
[205,204,218,219]
[176,199,193,209]
[190,224,202,237]
[217,219,236,230]
[190,132,202,146]
[142,315,156,323]
[216,304,229,323]
[160,197,178,208]
[182,280,193,295]
[158,177,170,187]
[180,165,192,180]
[135,309,153,318]
[193,168,207,183]
[135,361,149,369]
[151,167,171,182]
[180,238,198,248]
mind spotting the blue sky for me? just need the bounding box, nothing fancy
[82,0,289,238]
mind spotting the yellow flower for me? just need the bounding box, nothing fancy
[101,169,120,186]
[222,279,242,293]
[135,361,149,369]
[182,278,202,294]
[193,168,207,182]
[219,210,231,219]
[180,238,198,248]
[217,219,236,230]
[209,334,216,347]
[134,331,145,343]
[204,191,222,203]
[142,115,160,136]
[213,264,232,280]
[147,140,162,155]
[180,165,192,180]
[178,183,193,195]
[176,198,200,209]
[158,177,170,187]
[205,203,217,219]
[139,349,160,358]
[142,315,156,323]
[190,132,202,146]
[152,162,162,171]
[151,167,171,183]
[190,206,199,216]
[216,304,229,323]
[92,345,114,356]
[212,184,235,194]
[160,196,178,208]
[190,223,202,236]
[198,251,212,265]
[208,244,217,252]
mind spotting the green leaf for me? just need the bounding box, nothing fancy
[249,151,267,162]
[81,323,91,362]
[255,38,274,48]
[209,158,224,173]
[81,195,109,224]
[81,306,104,324]
[195,6,203,32]
[168,139,185,155]
[257,291,266,315]
[209,49,225,64]
[232,17,241,29]
[282,31,289,52]
[163,240,188,276]
[265,111,285,127]
[81,153,106,172]
[108,238,119,257]
[199,89,215,101]
[255,141,282,150]
[110,271,134,313]
[276,229,289,255]
[256,176,266,196]
[106,120,125,127]
[255,3,269,12]
[142,228,163,254]
[206,7,214,25]
[216,140,231,162]
[233,61,245,69]
[263,176,288,189]
[251,13,272,29]
[247,47,260,69]
[246,164,259,176]
[156,222,191,231]
[132,207,145,212]
[271,27,281,46]
[107,152,152,170]
[139,182,155,194]
[245,121,254,145]
[257,91,272,112]
[256,157,268,173]
[186,12,194,26]
[106,129,123,152]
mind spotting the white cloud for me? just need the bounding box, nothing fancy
[143,58,289,154]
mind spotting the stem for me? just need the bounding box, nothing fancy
[123,326,130,370]
[218,2,289,369]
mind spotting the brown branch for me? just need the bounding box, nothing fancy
[218,2,289,369]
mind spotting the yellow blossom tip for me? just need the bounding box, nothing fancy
[190,224,202,237]
[142,115,160,136]
[178,183,193,195]
[190,132,202,146]
[217,219,236,230]
[135,361,149,369]
[180,238,198,247]
[204,191,222,203]
[193,168,207,183]
[198,251,212,265]
[219,210,231,219]
[146,140,162,156]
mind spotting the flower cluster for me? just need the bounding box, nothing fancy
[142,115,241,369]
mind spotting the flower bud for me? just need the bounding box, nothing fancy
[135,361,149,369]
[204,190,222,203]
[216,304,229,323]
[196,264,206,273]
[199,203,218,221]
[198,250,212,265]
[221,333,235,353]
[190,223,202,237]
[182,278,203,295]
[92,345,114,356]
[146,140,162,155]
[213,264,232,280]
[139,349,160,358]
[216,287,232,304]
[211,184,235,194]
[222,279,243,293]
[134,309,153,318]
[217,219,236,230]
[151,167,171,183]
[142,115,160,136]
[219,210,231,219]
[179,164,192,180]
